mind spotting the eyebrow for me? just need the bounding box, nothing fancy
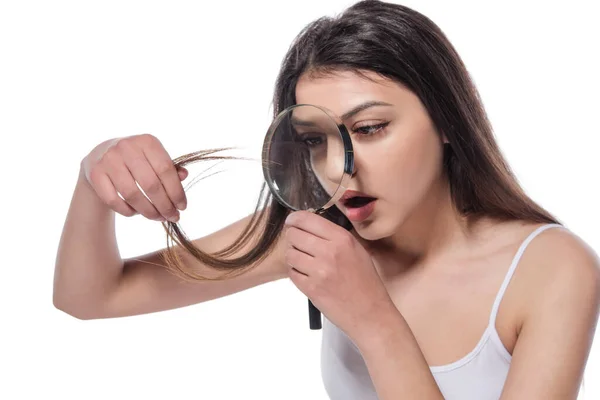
[290,118,317,128]
[340,100,393,120]
[290,101,393,127]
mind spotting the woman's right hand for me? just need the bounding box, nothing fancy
[81,134,188,222]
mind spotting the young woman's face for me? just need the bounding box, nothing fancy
[295,69,446,240]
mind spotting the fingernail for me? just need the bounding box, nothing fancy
[177,202,186,211]
[168,214,180,223]
[285,213,294,224]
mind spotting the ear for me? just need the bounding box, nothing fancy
[442,134,449,144]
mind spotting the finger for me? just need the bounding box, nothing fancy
[288,266,311,293]
[284,210,342,240]
[177,167,188,181]
[105,155,164,221]
[142,140,187,211]
[90,170,137,217]
[286,226,321,258]
[285,246,315,276]
[118,144,180,222]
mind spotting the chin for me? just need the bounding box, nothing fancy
[352,213,404,242]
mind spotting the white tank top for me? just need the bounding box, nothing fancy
[320,223,564,400]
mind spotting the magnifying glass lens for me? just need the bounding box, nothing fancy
[262,105,350,211]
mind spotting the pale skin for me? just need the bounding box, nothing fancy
[282,70,600,399]
[54,70,600,399]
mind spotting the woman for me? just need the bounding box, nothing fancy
[53,1,599,399]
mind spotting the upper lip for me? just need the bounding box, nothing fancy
[340,189,375,203]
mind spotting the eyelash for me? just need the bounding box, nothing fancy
[296,122,390,147]
[352,122,390,136]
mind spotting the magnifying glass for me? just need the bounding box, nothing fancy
[261,104,354,330]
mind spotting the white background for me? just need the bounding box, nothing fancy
[1,0,598,399]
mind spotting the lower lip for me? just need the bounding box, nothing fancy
[344,200,377,222]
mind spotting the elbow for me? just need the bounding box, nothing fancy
[53,293,102,320]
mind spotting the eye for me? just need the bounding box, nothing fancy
[353,122,390,136]
[296,133,325,147]
[304,137,323,147]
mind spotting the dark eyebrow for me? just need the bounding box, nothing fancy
[290,118,317,128]
[289,101,393,127]
[340,100,393,120]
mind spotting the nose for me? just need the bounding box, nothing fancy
[324,136,347,183]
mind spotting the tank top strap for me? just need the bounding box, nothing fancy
[488,223,565,326]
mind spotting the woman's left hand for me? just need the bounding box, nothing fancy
[283,210,396,344]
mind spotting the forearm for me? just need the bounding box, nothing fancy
[53,163,124,318]
[355,303,444,400]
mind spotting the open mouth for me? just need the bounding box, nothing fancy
[343,196,376,208]
[341,193,377,222]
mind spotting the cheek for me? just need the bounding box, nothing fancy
[380,124,444,203]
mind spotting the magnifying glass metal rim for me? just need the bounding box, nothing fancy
[261,103,354,213]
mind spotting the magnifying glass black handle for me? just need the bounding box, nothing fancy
[308,300,322,329]
[308,206,353,330]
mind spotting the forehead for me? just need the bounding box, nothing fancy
[295,69,404,116]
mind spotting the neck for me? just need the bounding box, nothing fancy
[361,176,481,277]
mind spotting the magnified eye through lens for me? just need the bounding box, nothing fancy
[262,104,353,212]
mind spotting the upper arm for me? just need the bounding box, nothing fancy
[500,229,600,399]
[103,211,288,318]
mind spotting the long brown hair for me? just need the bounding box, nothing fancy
[159,0,559,282]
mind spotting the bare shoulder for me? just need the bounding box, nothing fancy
[515,222,600,323]
[495,223,600,397]
[522,224,599,288]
